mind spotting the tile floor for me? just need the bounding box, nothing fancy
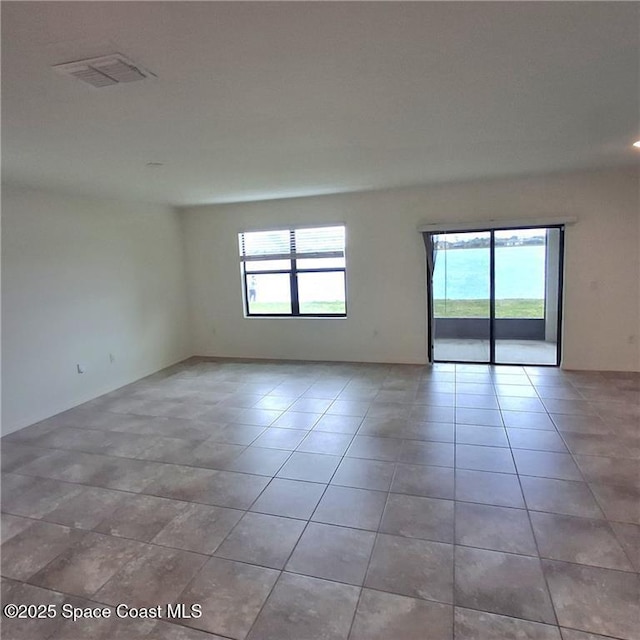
[1,358,638,640]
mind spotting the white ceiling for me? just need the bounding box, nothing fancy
[2,1,639,206]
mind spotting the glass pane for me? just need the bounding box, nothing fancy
[297,272,346,314]
[432,231,490,362]
[494,230,545,319]
[240,229,290,257]
[297,257,345,269]
[245,259,291,272]
[295,226,345,254]
[494,228,559,365]
[246,273,291,314]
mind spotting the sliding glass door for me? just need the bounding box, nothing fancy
[432,232,491,363]
[429,226,563,366]
[494,228,562,365]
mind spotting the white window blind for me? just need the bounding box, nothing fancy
[239,225,345,261]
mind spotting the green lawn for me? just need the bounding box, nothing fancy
[248,298,542,318]
[435,298,543,318]
[249,301,346,315]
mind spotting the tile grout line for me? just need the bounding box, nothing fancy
[452,364,459,638]
[541,409,640,573]
[124,374,347,639]
[239,371,371,640]
[511,366,562,630]
[245,370,384,638]
[343,371,410,640]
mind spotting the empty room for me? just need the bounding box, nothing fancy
[1,2,639,640]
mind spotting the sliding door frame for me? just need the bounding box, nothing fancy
[428,224,565,367]
[554,226,565,368]
[489,231,496,364]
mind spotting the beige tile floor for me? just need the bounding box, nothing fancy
[1,358,638,640]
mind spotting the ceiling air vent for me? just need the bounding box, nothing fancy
[52,53,156,88]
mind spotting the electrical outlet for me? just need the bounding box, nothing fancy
[109,353,115,363]
[76,364,85,374]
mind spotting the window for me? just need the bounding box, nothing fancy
[239,225,346,316]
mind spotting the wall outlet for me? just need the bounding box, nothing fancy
[76,364,86,374]
[109,353,115,363]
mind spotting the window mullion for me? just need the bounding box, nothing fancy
[291,258,300,315]
[243,269,250,316]
[290,229,300,315]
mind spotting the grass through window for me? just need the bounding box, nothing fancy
[435,299,543,318]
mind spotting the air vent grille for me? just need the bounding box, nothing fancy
[69,67,118,88]
[53,54,155,88]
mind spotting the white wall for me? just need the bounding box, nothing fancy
[183,166,640,372]
[1,186,190,435]
[2,167,637,436]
